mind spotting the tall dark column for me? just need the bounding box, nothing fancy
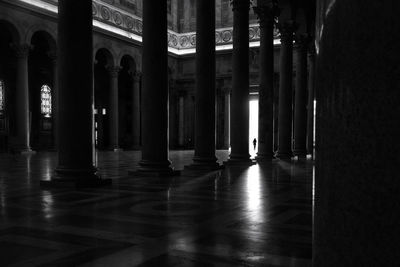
[13,44,34,154]
[223,88,230,149]
[254,1,278,161]
[108,66,120,151]
[137,0,176,175]
[177,91,185,147]
[314,2,400,265]
[41,0,110,187]
[132,71,141,150]
[226,0,252,164]
[189,0,219,170]
[275,21,296,160]
[48,52,58,151]
[293,34,308,158]
[306,45,315,157]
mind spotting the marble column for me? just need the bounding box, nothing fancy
[254,2,277,161]
[306,45,315,157]
[136,0,176,175]
[314,2,400,265]
[48,51,58,151]
[178,92,185,147]
[13,44,34,154]
[107,66,120,151]
[226,0,252,164]
[275,21,296,160]
[132,71,141,150]
[223,88,230,149]
[41,0,110,187]
[293,34,308,158]
[189,0,219,169]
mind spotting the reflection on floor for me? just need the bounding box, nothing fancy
[0,150,313,266]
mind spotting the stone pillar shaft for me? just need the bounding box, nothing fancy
[306,47,315,156]
[228,0,251,162]
[293,35,308,157]
[276,21,296,159]
[108,67,119,150]
[42,0,110,187]
[14,44,32,153]
[49,53,58,151]
[191,0,218,168]
[132,72,141,149]
[178,94,184,147]
[223,89,230,149]
[138,0,174,174]
[314,2,400,265]
[254,3,276,160]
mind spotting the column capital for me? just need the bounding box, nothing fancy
[230,0,252,11]
[133,71,142,82]
[222,87,232,95]
[295,34,310,51]
[12,44,31,59]
[253,1,280,27]
[177,90,187,97]
[107,66,120,78]
[47,51,57,63]
[278,21,297,43]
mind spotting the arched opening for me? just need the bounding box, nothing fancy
[29,30,56,151]
[94,48,114,150]
[0,20,20,152]
[119,55,138,149]
[249,88,258,158]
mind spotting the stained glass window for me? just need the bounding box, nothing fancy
[41,84,52,118]
[0,80,4,112]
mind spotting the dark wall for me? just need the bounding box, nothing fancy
[314,1,400,265]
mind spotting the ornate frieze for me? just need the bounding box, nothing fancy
[17,0,281,52]
[92,1,143,35]
[92,0,279,50]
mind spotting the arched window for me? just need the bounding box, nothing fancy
[0,80,4,113]
[41,84,52,118]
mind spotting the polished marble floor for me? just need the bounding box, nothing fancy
[0,150,313,266]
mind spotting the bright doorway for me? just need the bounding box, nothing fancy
[249,94,259,159]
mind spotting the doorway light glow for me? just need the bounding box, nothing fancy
[249,99,259,159]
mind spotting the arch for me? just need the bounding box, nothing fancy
[30,30,57,54]
[0,19,21,44]
[116,49,141,71]
[94,47,116,67]
[25,23,56,49]
[120,54,136,74]
[93,42,117,67]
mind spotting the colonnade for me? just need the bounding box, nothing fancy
[36,0,316,185]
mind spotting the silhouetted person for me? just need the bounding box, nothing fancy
[253,138,257,150]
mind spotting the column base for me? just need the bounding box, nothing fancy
[224,153,256,166]
[12,145,36,155]
[131,145,142,151]
[256,152,275,162]
[129,160,181,177]
[275,150,294,160]
[20,149,36,155]
[108,147,123,152]
[185,156,224,171]
[293,149,307,158]
[40,168,111,188]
